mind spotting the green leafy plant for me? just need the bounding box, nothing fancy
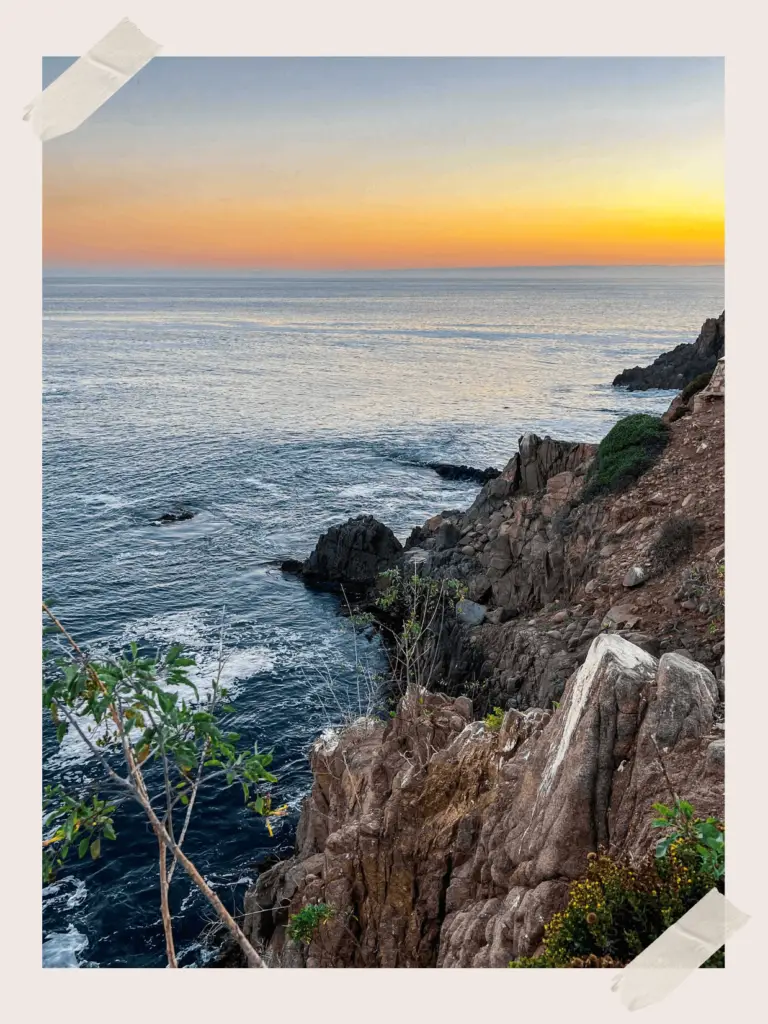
[583,415,669,500]
[287,902,336,945]
[42,603,282,968]
[373,569,467,695]
[510,800,724,969]
[652,799,724,880]
[483,706,505,731]
[42,787,117,880]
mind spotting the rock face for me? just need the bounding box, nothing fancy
[612,312,724,391]
[693,357,725,413]
[385,385,724,714]
[248,334,726,971]
[303,515,402,586]
[244,636,723,968]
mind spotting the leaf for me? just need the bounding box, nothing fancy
[90,838,101,860]
[78,838,90,859]
[103,824,117,841]
[655,836,672,859]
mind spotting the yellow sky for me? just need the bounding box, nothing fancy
[43,57,724,269]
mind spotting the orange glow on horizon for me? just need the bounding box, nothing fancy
[44,194,723,269]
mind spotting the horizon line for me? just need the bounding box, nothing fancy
[43,262,725,277]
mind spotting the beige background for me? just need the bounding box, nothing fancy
[1,0,764,1019]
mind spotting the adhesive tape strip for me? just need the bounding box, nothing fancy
[23,18,161,141]
[611,888,750,1011]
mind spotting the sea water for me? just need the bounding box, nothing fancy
[42,265,723,966]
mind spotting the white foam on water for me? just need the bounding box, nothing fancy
[42,924,90,968]
[48,609,278,768]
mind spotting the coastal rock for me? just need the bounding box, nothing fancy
[303,515,402,586]
[612,312,724,391]
[153,509,195,525]
[280,558,304,574]
[244,636,723,968]
[426,462,501,485]
[693,357,725,413]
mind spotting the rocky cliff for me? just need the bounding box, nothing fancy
[245,351,725,969]
[612,311,724,391]
[244,635,723,967]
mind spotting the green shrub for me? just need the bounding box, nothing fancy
[287,902,336,945]
[681,371,713,402]
[509,799,724,969]
[484,706,505,731]
[584,415,669,500]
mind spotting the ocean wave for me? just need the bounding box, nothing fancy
[42,924,90,968]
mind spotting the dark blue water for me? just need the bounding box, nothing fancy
[42,266,723,966]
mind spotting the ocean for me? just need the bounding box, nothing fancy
[42,265,723,967]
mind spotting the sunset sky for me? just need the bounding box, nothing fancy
[43,57,724,271]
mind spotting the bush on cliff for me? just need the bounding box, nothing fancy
[509,799,724,969]
[287,903,336,945]
[374,569,467,693]
[583,414,669,500]
[651,516,703,567]
[681,370,713,402]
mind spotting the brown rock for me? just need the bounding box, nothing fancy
[245,637,722,968]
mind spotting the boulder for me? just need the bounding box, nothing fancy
[623,565,647,588]
[303,515,402,586]
[455,599,486,626]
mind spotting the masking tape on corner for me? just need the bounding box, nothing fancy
[611,888,749,1011]
[23,18,161,141]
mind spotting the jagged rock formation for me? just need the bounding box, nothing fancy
[244,635,723,968]
[612,312,724,391]
[301,514,402,587]
[389,384,724,713]
[243,343,725,971]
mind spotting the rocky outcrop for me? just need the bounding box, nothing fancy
[612,312,724,391]
[387,385,724,713]
[152,509,195,525]
[244,328,726,971]
[302,515,402,587]
[425,462,501,484]
[244,636,723,968]
[693,357,725,413]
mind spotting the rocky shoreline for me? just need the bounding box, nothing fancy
[612,311,724,391]
[238,316,725,968]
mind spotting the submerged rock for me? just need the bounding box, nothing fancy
[153,509,195,525]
